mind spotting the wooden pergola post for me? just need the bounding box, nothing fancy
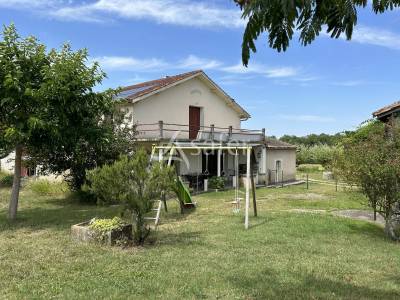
[217,149,222,177]
[245,147,251,229]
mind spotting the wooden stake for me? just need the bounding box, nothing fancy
[250,169,257,217]
[245,147,251,229]
[250,149,257,217]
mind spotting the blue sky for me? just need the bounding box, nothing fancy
[1,0,400,137]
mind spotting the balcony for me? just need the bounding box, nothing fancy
[135,121,265,143]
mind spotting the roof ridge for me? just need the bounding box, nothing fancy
[121,70,203,92]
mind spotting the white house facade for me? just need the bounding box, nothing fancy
[116,70,297,189]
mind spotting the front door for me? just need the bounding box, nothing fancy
[189,106,200,140]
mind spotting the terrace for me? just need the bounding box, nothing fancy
[135,121,266,143]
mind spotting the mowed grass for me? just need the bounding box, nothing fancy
[0,181,399,299]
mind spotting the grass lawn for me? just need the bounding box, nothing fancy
[0,181,399,299]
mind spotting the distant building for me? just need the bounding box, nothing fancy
[373,101,400,123]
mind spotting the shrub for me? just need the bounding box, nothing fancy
[208,176,225,190]
[86,149,176,245]
[89,217,128,244]
[0,172,14,187]
[297,144,337,167]
[27,179,68,196]
[297,164,325,173]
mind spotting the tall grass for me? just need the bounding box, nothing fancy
[27,179,68,196]
[0,171,13,187]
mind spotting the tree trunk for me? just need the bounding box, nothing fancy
[8,145,23,221]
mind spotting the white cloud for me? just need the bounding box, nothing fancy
[351,25,400,50]
[222,62,299,78]
[331,80,365,87]
[90,54,309,86]
[177,55,222,70]
[322,24,400,51]
[51,0,245,28]
[0,0,59,8]
[92,56,168,71]
[279,114,335,123]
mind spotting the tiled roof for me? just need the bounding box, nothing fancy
[116,70,250,119]
[373,101,400,118]
[265,138,296,149]
[117,70,202,102]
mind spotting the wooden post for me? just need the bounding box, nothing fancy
[162,192,168,212]
[210,124,215,141]
[217,149,222,177]
[335,179,338,192]
[245,147,251,229]
[150,146,156,163]
[250,168,257,217]
[281,170,284,188]
[249,148,257,217]
[158,149,164,164]
[306,174,309,189]
[159,120,164,139]
[167,147,175,166]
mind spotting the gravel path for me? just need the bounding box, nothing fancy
[332,210,385,225]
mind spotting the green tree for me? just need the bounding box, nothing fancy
[297,144,338,167]
[87,149,176,245]
[334,121,400,240]
[0,24,49,220]
[280,133,343,147]
[235,0,400,65]
[0,24,131,219]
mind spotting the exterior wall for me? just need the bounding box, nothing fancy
[0,152,15,173]
[178,149,202,175]
[127,77,242,131]
[266,149,297,183]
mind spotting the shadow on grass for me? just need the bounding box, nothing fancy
[0,200,119,233]
[0,196,198,234]
[155,230,205,247]
[228,268,400,299]
[344,221,390,241]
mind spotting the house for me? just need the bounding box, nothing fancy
[116,70,296,188]
[373,101,400,123]
[0,70,297,187]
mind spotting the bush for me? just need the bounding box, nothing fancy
[89,217,128,244]
[297,144,337,167]
[297,164,325,173]
[0,172,14,187]
[86,149,176,245]
[27,179,68,196]
[208,176,225,190]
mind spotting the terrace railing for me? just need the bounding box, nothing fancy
[135,121,265,143]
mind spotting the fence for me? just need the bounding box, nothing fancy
[300,173,360,191]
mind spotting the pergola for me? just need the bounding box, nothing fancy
[152,142,258,229]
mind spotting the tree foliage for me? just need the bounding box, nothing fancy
[0,24,134,219]
[334,120,400,239]
[280,133,344,147]
[87,149,176,245]
[297,144,338,167]
[234,0,400,65]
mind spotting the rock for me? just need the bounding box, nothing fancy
[384,202,400,241]
[322,171,334,180]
